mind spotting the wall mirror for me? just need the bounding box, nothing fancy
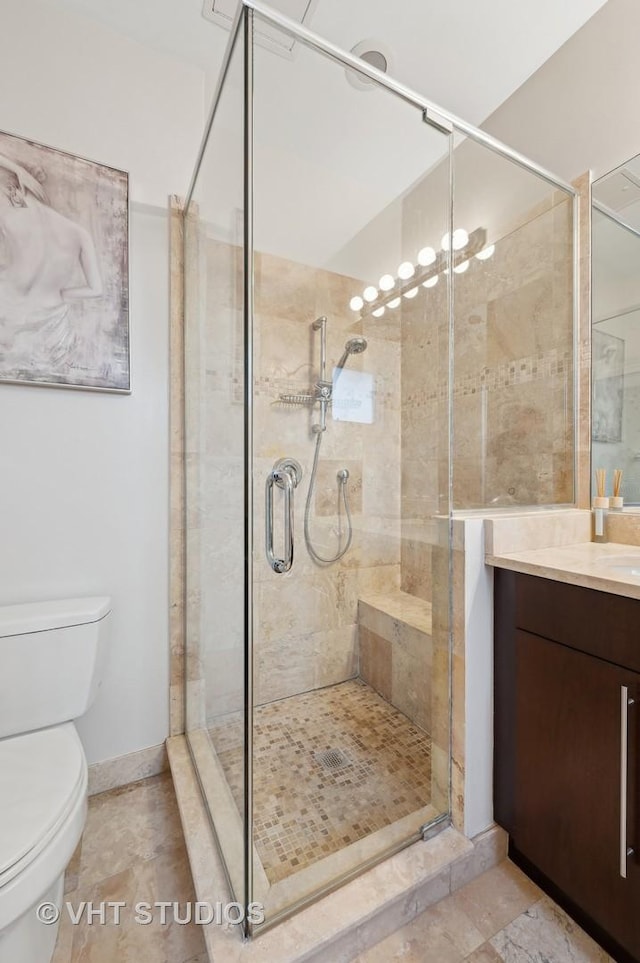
[592,154,640,506]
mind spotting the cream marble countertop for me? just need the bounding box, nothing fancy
[486,540,640,600]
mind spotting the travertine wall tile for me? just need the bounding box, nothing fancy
[359,626,393,703]
[485,508,591,556]
[177,230,404,721]
[250,251,402,707]
[451,198,574,510]
[605,512,640,545]
[358,591,433,731]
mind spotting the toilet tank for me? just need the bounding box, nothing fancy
[0,597,111,739]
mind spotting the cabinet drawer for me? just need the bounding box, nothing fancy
[513,572,640,672]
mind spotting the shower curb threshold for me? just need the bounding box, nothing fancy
[168,734,507,962]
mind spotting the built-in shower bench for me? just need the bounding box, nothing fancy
[357,590,432,732]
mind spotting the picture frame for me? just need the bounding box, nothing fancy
[0,129,130,392]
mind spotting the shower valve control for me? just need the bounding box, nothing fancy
[273,457,302,488]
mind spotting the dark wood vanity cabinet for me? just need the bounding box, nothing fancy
[494,570,640,962]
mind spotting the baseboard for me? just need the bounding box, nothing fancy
[87,742,168,796]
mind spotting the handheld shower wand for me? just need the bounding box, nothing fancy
[335,336,368,370]
[305,326,368,565]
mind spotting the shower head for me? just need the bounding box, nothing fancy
[335,337,368,370]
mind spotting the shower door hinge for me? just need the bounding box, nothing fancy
[420,813,451,841]
[422,108,453,135]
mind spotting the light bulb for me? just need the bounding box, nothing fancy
[417,246,436,267]
[475,244,495,261]
[349,295,364,312]
[379,274,395,291]
[388,297,401,309]
[453,260,469,274]
[363,285,378,303]
[452,228,469,251]
[403,287,418,299]
[441,228,469,251]
[422,275,438,288]
[372,306,385,317]
[397,261,415,280]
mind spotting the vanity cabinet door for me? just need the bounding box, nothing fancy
[512,629,640,960]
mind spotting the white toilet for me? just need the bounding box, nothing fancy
[0,597,111,963]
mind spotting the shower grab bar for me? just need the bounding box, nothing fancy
[265,459,302,574]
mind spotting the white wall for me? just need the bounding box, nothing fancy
[483,0,640,183]
[0,0,203,208]
[0,0,204,764]
[462,519,495,839]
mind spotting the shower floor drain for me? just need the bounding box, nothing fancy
[314,748,352,771]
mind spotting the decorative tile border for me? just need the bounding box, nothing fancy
[453,349,573,398]
[403,348,575,406]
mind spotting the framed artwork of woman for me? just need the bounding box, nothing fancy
[0,130,129,392]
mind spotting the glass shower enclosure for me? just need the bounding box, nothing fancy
[182,0,577,937]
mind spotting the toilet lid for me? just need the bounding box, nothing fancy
[0,723,85,879]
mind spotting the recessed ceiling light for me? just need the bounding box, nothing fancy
[346,39,394,91]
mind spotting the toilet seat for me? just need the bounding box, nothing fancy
[0,724,85,886]
[0,724,87,931]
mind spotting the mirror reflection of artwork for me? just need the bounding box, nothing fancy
[0,129,129,391]
[592,330,624,442]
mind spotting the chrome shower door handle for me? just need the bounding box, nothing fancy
[265,468,295,574]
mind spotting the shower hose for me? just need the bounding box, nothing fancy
[304,429,353,564]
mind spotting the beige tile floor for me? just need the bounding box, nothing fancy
[210,679,432,883]
[51,771,613,963]
[356,861,615,963]
[51,773,207,963]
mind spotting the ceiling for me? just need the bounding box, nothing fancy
[43,0,607,274]
[45,0,606,126]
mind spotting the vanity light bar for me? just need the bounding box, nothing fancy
[350,227,489,318]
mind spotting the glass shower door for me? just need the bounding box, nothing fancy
[248,8,454,927]
[183,16,249,915]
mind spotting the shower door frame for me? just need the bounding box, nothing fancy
[184,0,581,938]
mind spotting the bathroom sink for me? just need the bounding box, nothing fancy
[595,554,640,577]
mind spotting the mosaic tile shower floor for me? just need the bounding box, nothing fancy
[209,678,432,884]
